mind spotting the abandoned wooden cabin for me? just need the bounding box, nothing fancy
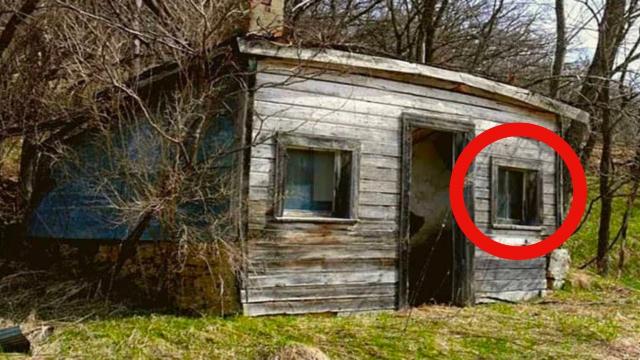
[233,39,588,316]
[26,38,589,316]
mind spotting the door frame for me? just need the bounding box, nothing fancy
[398,112,476,308]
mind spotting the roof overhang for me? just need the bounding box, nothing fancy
[238,39,589,125]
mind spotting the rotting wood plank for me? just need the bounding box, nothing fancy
[247,258,396,274]
[360,192,399,206]
[257,68,558,121]
[476,290,546,303]
[361,166,400,181]
[246,270,397,288]
[248,246,397,262]
[248,227,397,239]
[252,220,398,232]
[255,86,541,129]
[361,155,401,169]
[239,40,588,124]
[474,278,547,292]
[241,283,396,303]
[247,235,397,247]
[254,100,400,131]
[255,73,565,126]
[360,180,399,194]
[243,296,396,316]
[252,117,399,147]
[359,205,398,220]
[248,55,583,124]
[473,268,545,281]
[474,257,546,269]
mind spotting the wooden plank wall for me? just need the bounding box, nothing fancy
[243,60,556,315]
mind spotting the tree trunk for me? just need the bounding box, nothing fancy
[549,0,566,98]
[617,132,640,274]
[419,0,438,64]
[597,91,613,275]
[0,0,41,59]
[617,182,637,274]
[565,0,626,161]
[562,0,625,276]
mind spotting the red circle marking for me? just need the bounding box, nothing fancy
[449,123,587,260]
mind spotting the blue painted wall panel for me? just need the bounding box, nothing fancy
[29,114,236,240]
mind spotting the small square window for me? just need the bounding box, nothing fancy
[275,134,359,221]
[497,168,539,225]
[491,157,543,229]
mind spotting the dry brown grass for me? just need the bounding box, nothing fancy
[269,344,331,360]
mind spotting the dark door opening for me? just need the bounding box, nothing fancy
[408,128,455,305]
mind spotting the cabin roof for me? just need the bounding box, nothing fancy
[238,39,589,125]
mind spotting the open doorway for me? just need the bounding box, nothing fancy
[408,128,455,305]
[400,115,475,308]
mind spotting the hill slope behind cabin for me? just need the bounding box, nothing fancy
[568,177,640,289]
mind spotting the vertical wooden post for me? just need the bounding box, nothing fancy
[452,130,475,306]
[397,119,412,309]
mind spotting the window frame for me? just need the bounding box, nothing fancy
[490,156,544,231]
[274,132,361,223]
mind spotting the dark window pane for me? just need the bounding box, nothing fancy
[524,171,539,225]
[334,151,353,218]
[497,168,523,222]
[497,168,509,220]
[498,168,522,221]
[496,167,539,225]
[507,170,523,221]
[284,149,334,212]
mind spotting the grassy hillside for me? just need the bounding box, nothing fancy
[2,278,631,359]
[567,178,640,289]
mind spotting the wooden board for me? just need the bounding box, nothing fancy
[242,283,396,302]
[476,290,546,303]
[243,61,559,315]
[238,39,589,124]
[243,296,397,316]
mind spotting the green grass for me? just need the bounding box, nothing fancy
[567,177,640,280]
[12,282,633,359]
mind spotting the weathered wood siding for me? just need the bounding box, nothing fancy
[244,59,557,315]
[472,121,555,302]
